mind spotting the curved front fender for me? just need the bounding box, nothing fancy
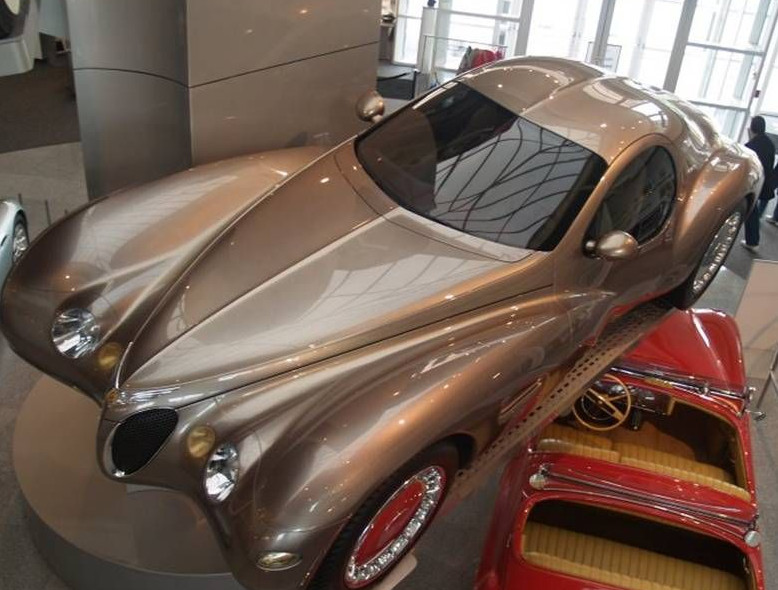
[246,292,570,534]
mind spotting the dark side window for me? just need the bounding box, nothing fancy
[356,83,607,251]
[587,147,676,244]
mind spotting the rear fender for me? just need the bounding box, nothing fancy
[670,146,760,287]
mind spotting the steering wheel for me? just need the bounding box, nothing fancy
[573,373,633,431]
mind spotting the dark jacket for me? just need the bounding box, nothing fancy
[746,132,776,201]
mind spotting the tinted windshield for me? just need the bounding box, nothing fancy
[356,83,607,251]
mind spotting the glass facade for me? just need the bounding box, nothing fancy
[526,0,602,62]
[390,0,778,141]
[606,0,684,88]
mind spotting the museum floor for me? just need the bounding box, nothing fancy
[0,141,776,590]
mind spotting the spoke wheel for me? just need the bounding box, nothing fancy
[309,442,458,590]
[12,219,28,262]
[691,210,741,297]
[574,373,632,431]
[344,466,446,588]
[665,203,746,309]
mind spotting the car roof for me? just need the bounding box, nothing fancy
[460,56,698,164]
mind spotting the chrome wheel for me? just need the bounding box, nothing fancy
[11,221,28,262]
[692,210,741,296]
[344,466,446,588]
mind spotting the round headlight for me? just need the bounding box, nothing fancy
[51,309,101,359]
[204,443,239,502]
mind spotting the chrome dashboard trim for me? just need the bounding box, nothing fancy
[612,365,747,402]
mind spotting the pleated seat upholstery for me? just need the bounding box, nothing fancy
[523,522,746,590]
[539,423,613,450]
[536,424,750,500]
[536,438,621,462]
[613,443,732,482]
[618,457,752,502]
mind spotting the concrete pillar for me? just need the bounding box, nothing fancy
[66,0,380,198]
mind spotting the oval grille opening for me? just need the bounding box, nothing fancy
[111,409,177,475]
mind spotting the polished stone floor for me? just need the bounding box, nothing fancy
[0,145,777,590]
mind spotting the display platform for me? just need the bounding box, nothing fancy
[12,376,243,590]
[12,376,416,590]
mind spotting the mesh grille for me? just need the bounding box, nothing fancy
[111,409,178,475]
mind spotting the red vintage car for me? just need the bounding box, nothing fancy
[476,309,764,590]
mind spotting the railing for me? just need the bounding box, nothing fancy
[415,33,507,95]
[394,6,520,66]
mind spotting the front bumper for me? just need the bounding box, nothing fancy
[223,511,345,590]
[96,410,347,590]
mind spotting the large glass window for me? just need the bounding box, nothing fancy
[527,0,602,62]
[690,0,773,48]
[394,0,424,64]
[587,147,676,244]
[673,0,776,138]
[356,83,607,251]
[606,0,684,87]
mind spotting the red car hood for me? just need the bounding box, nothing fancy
[622,309,746,391]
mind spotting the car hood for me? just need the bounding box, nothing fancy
[622,309,746,391]
[120,146,541,395]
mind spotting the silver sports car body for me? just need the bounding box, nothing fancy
[0,198,27,288]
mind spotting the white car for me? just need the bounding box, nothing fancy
[0,198,27,286]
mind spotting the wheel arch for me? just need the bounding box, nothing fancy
[444,432,478,469]
[14,209,27,227]
[672,148,755,277]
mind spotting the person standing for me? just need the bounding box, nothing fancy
[767,157,778,226]
[742,115,776,251]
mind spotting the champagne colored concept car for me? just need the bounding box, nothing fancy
[0,58,764,590]
[0,198,27,286]
[477,309,764,590]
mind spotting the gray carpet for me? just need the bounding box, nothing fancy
[0,61,79,154]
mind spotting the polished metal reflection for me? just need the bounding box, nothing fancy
[692,210,741,295]
[11,221,28,261]
[257,552,302,572]
[51,309,101,359]
[355,90,385,123]
[204,443,240,503]
[585,230,639,261]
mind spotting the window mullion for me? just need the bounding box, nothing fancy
[591,0,617,67]
[664,0,698,91]
[514,0,535,56]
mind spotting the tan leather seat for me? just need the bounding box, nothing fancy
[539,423,613,450]
[536,438,621,462]
[536,424,750,501]
[618,457,752,502]
[523,522,746,590]
[613,443,732,482]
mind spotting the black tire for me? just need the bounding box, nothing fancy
[0,0,21,40]
[309,441,459,590]
[665,201,746,309]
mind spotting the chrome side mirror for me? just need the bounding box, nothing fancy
[584,230,638,261]
[356,90,385,123]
